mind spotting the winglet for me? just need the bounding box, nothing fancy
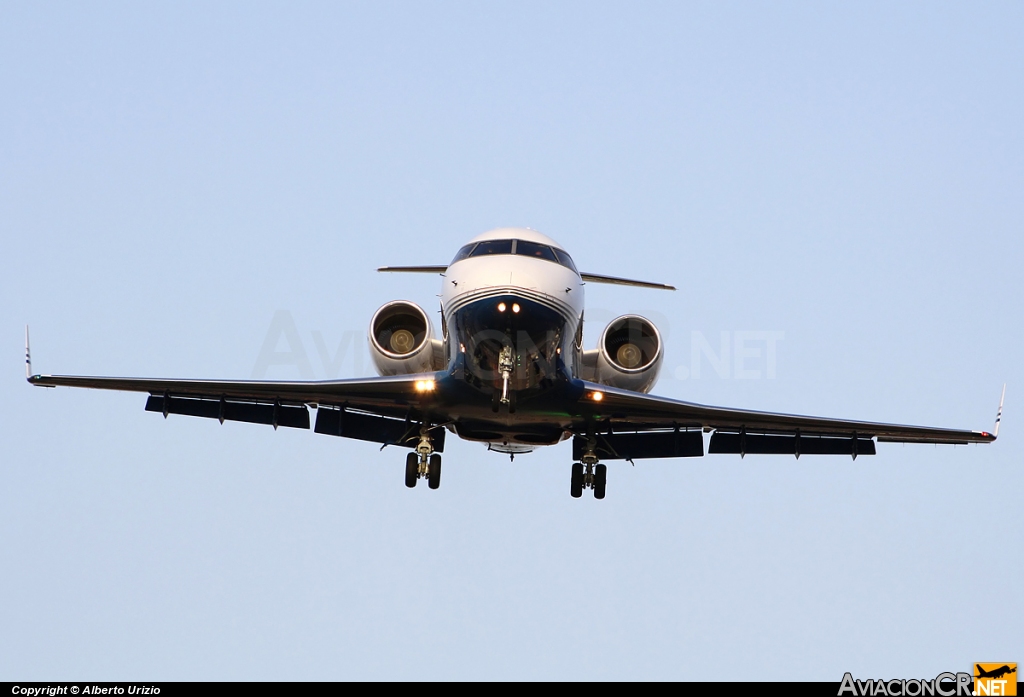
[25,325,32,380]
[994,384,1005,438]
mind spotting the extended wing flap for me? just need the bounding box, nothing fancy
[314,406,446,451]
[709,432,877,456]
[145,394,311,429]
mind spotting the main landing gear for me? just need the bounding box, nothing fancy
[570,446,607,500]
[405,427,441,490]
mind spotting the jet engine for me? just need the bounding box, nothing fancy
[369,300,445,376]
[585,315,663,393]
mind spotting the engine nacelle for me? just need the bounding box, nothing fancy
[369,300,445,376]
[585,314,663,393]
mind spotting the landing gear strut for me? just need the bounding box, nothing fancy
[405,426,442,490]
[570,442,607,499]
[498,344,514,405]
[491,343,517,414]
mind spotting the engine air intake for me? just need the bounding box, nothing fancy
[373,303,427,356]
[603,316,659,371]
[584,314,664,393]
[369,300,443,375]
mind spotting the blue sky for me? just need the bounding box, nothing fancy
[2,1,1021,680]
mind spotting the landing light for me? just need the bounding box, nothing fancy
[415,380,436,393]
[591,391,604,402]
[512,303,521,314]
[498,302,507,312]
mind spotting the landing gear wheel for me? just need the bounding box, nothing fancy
[428,453,442,490]
[405,452,418,488]
[594,464,607,499]
[570,463,583,498]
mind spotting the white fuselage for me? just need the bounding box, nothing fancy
[440,228,585,372]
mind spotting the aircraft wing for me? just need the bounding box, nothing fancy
[28,371,447,448]
[27,372,425,409]
[574,380,997,459]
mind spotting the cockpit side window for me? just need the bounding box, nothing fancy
[552,248,578,273]
[470,239,514,257]
[451,243,477,264]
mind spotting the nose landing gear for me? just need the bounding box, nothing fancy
[491,344,517,414]
[404,426,442,490]
[498,344,514,405]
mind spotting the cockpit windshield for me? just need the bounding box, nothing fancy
[471,239,514,256]
[450,239,577,273]
[515,240,558,263]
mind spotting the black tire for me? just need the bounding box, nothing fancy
[594,464,607,499]
[428,453,442,490]
[405,452,418,488]
[570,463,583,498]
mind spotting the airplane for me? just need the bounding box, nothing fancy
[26,227,1004,499]
[975,665,1016,680]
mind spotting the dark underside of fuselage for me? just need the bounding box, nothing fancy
[440,293,583,447]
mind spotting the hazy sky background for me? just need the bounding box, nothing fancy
[2,1,1021,680]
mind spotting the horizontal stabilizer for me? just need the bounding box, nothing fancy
[579,273,676,290]
[376,265,675,290]
[377,266,448,274]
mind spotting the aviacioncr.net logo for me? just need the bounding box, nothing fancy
[839,672,973,696]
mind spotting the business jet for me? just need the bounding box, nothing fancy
[26,228,1003,499]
